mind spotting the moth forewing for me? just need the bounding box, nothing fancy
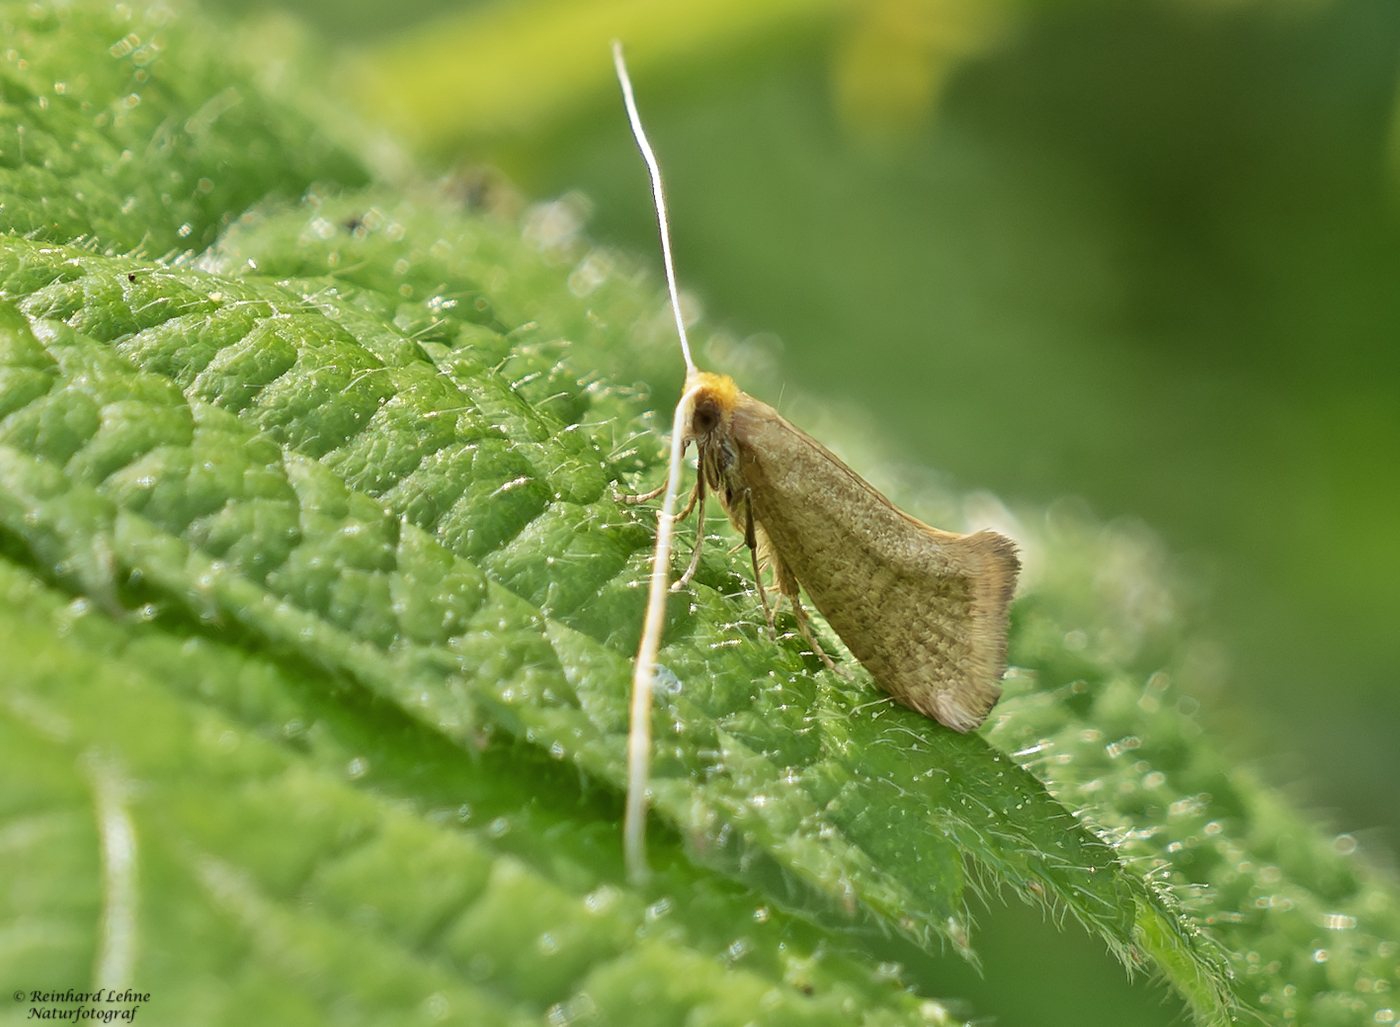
[712,384,1021,732]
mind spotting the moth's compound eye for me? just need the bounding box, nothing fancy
[691,401,720,436]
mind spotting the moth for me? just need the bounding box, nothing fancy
[612,44,1020,881]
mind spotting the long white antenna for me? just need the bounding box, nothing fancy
[612,41,696,375]
[624,381,700,882]
[614,41,704,883]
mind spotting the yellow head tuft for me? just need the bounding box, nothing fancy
[685,370,740,415]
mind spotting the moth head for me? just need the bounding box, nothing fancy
[681,371,739,446]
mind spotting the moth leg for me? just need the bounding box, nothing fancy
[744,499,776,633]
[675,474,703,522]
[671,480,708,591]
[750,545,775,634]
[789,597,849,679]
[622,441,690,505]
[768,554,847,678]
[621,480,668,505]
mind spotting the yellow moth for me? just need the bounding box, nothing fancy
[613,44,1020,882]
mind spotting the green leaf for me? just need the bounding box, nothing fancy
[0,4,1396,1027]
[0,1,366,255]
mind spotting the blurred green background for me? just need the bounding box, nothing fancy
[204,0,1398,1019]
